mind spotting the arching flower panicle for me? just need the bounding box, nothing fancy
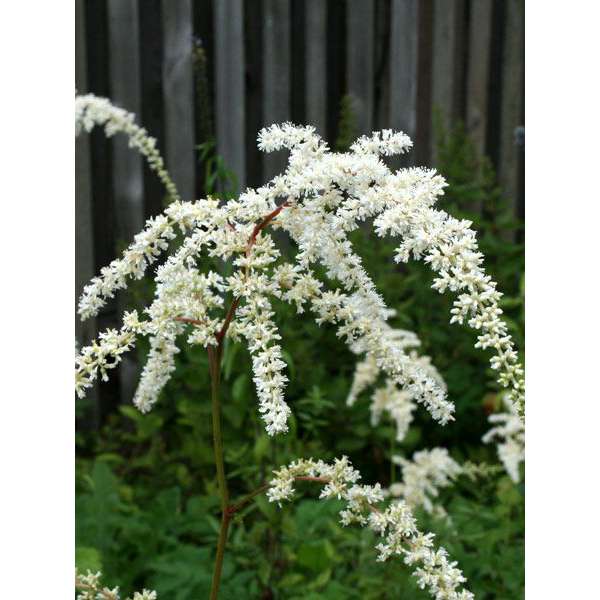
[75,93,524,435]
[267,457,474,600]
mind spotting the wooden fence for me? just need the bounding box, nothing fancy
[76,0,524,418]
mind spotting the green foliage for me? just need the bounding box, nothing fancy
[76,122,524,598]
[197,139,238,200]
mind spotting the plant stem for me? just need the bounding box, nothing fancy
[210,512,230,600]
[206,201,287,598]
[208,344,230,600]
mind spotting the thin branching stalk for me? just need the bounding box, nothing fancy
[208,204,290,598]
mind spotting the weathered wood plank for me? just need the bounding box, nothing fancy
[305,0,327,137]
[192,0,217,198]
[85,0,121,419]
[139,0,166,217]
[162,0,196,202]
[76,0,98,424]
[326,0,346,145]
[108,0,144,242]
[214,0,246,190]
[498,0,525,216]
[431,0,465,160]
[244,0,264,188]
[389,0,418,142]
[108,0,144,404]
[263,0,291,180]
[466,0,493,157]
[373,0,391,131]
[346,0,375,135]
[76,0,95,342]
[415,0,433,166]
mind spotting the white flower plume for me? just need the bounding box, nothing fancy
[347,321,447,441]
[389,448,463,517]
[75,94,524,437]
[267,457,474,600]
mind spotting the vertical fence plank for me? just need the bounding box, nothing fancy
[139,1,166,217]
[85,0,115,284]
[415,0,433,166]
[85,0,122,419]
[215,0,246,190]
[466,0,493,157]
[373,0,391,131]
[326,0,346,145]
[346,0,375,135]
[430,0,465,160]
[290,0,306,125]
[498,0,525,215]
[245,1,264,188]
[76,0,98,424]
[262,0,291,180]
[108,0,144,241]
[162,0,196,202]
[305,0,327,137]
[390,0,418,144]
[193,0,217,198]
[108,0,144,404]
[76,0,95,343]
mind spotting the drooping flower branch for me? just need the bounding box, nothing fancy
[77,94,516,433]
[75,93,180,202]
[388,448,463,517]
[76,93,524,428]
[267,456,474,600]
[371,171,525,414]
[347,320,447,442]
[346,322,515,500]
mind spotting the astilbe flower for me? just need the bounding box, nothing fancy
[75,93,179,202]
[75,570,157,600]
[267,457,474,600]
[347,320,446,442]
[388,448,463,517]
[75,94,523,434]
[371,171,525,415]
[347,338,502,518]
[482,394,525,483]
[73,93,527,598]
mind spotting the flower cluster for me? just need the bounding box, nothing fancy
[388,448,463,517]
[75,93,523,437]
[75,570,157,600]
[347,322,446,442]
[75,93,179,202]
[267,457,473,600]
[371,170,524,414]
[482,394,525,483]
[75,313,140,398]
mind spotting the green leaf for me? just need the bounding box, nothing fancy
[296,539,336,572]
[253,434,270,461]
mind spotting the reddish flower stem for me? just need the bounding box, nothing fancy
[207,200,290,598]
[246,201,289,252]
